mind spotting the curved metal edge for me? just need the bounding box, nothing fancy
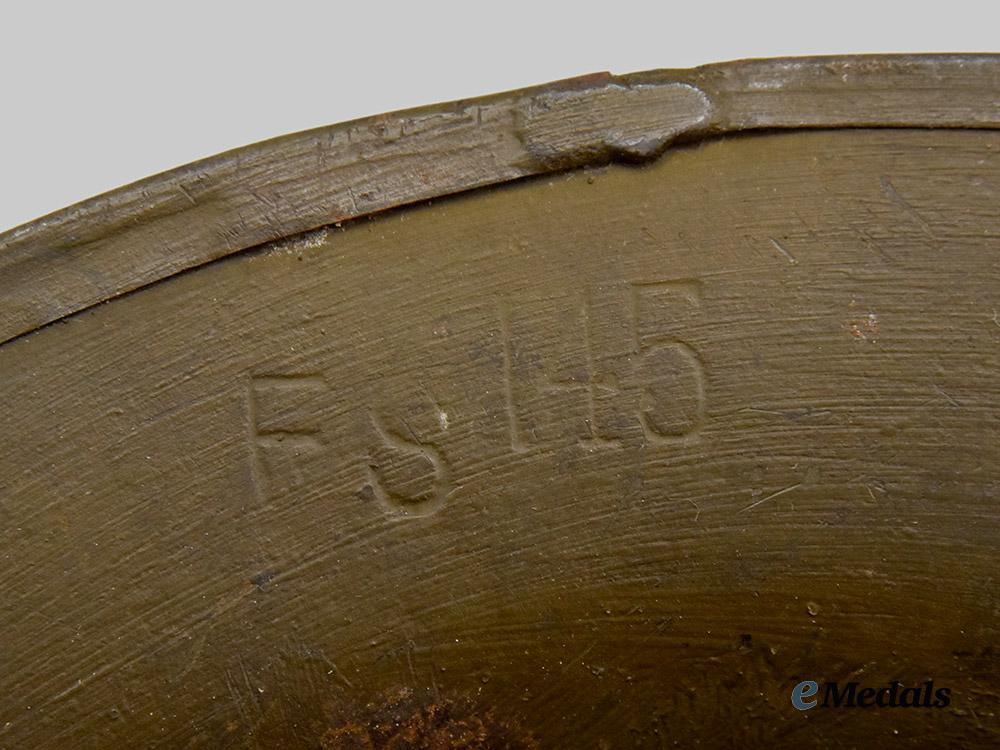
[1,54,999,347]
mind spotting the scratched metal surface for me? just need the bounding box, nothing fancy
[1,126,998,747]
[2,55,999,347]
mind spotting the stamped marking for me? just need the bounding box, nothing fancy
[247,374,328,503]
[497,278,707,452]
[540,297,621,447]
[634,341,707,443]
[630,279,702,348]
[366,412,451,517]
[579,297,622,448]
[246,278,708,516]
[630,280,706,443]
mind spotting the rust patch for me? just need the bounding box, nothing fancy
[320,688,538,749]
[845,309,880,341]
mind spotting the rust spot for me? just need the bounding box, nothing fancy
[320,687,537,749]
[845,311,880,341]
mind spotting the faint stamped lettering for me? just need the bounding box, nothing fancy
[499,278,707,450]
[631,280,706,442]
[247,374,328,503]
[365,412,451,517]
[247,278,707,517]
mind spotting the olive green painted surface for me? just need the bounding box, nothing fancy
[1,130,998,747]
[3,55,1000,348]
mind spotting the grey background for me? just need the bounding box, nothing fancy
[2,0,997,232]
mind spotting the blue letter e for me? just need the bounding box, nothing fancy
[792,680,819,710]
